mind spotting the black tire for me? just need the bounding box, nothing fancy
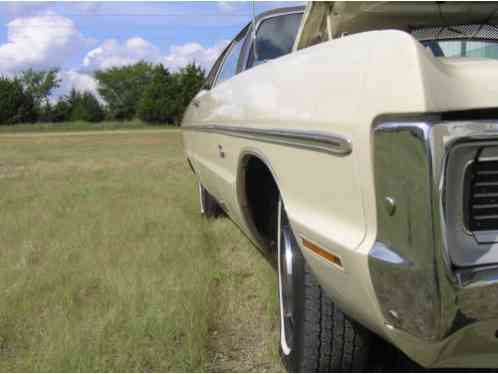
[278,199,373,372]
[199,183,223,218]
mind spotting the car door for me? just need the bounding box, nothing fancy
[182,26,249,207]
[204,10,304,220]
[183,9,303,220]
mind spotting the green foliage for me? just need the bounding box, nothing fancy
[0,76,36,125]
[136,62,205,126]
[137,64,179,124]
[19,68,60,110]
[51,99,73,123]
[69,89,105,122]
[174,63,206,125]
[37,102,54,123]
[3,61,206,126]
[95,61,156,120]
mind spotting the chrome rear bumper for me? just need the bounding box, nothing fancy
[369,118,498,367]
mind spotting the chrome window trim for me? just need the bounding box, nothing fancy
[204,41,231,89]
[243,9,304,71]
[213,24,250,87]
[212,40,237,87]
[182,124,352,156]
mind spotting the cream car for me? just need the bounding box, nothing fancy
[182,2,498,371]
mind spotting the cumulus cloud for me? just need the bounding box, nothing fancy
[0,12,90,75]
[83,37,160,70]
[163,40,229,71]
[61,70,100,96]
[45,70,104,104]
[83,36,228,72]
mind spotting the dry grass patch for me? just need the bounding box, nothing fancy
[0,129,280,372]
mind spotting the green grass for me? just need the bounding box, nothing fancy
[0,129,280,372]
[0,120,172,133]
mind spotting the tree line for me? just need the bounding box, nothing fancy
[0,62,206,126]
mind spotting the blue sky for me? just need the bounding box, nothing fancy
[0,1,301,98]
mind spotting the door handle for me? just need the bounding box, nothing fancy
[218,144,225,159]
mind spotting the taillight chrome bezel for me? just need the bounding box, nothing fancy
[445,139,498,267]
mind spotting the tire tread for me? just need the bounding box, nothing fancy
[297,264,371,372]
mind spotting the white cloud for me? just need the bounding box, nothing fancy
[83,36,228,73]
[83,37,160,70]
[63,70,99,95]
[163,40,229,72]
[0,11,89,75]
[49,70,103,104]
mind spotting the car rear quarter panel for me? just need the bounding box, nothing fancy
[185,27,498,365]
[183,30,398,335]
[184,28,498,338]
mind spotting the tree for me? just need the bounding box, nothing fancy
[174,63,205,125]
[51,97,72,123]
[19,68,60,110]
[70,90,105,122]
[0,76,36,125]
[137,64,178,124]
[94,61,156,120]
[37,101,54,123]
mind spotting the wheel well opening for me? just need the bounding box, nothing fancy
[240,155,280,253]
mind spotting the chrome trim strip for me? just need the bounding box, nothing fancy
[182,125,352,156]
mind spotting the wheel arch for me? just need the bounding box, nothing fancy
[236,149,288,257]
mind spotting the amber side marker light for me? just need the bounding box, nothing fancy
[302,238,343,270]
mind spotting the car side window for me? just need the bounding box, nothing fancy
[246,12,303,69]
[216,28,248,85]
[204,44,231,89]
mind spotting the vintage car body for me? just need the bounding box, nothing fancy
[182,2,498,370]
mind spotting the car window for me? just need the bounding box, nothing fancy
[216,31,247,85]
[422,39,498,59]
[246,12,303,69]
[205,45,230,89]
[204,44,231,89]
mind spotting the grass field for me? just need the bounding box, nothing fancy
[0,128,282,372]
[0,120,165,134]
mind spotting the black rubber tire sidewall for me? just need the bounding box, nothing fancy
[199,183,223,218]
[278,207,308,372]
[278,204,373,372]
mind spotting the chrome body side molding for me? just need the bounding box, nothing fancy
[181,125,352,156]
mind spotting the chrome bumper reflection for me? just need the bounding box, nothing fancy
[370,119,498,354]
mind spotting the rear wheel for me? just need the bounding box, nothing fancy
[199,183,223,218]
[277,199,373,372]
